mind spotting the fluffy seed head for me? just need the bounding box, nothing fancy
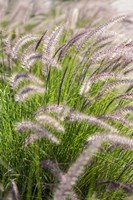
[54,133,133,200]
[100,114,133,129]
[69,112,118,133]
[15,84,45,102]
[12,34,38,59]
[40,160,63,181]
[97,79,133,99]
[10,72,44,88]
[35,114,64,132]
[11,181,19,200]
[16,120,60,145]
[36,104,72,121]
[91,46,133,63]
[22,53,42,69]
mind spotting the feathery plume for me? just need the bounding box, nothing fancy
[36,105,117,132]
[44,25,63,57]
[36,104,73,121]
[40,160,78,199]
[100,181,133,194]
[3,36,17,65]
[90,72,129,82]
[3,34,38,61]
[99,114,133,129]
[69,8,79,30]
[86,133,133,149]
[22,53,42,69]
[91,46,133,63]
[113,106,133,116]
[79,72,128,95]
[42,54,61,69]
[9,72,44,88]
[54,133,133,199]
[15,84,45,102]
[58,29,88,60]
[117,93,133,100]
[15,120,43,132]
[24,133,53,146]
[15,120,59,145]
[77,15,126,51]
[40,160,63,181]
[35,114,64,132]
[124,68,133,76]
[79,77,92,96]
[59,15,125,60]
[68,112,118,133]
[11,181,19,200]
[23,43,37,55]
[42,26,63,69]
[3,181,19,200]
[12,34,38,60]
[96,79,133,99]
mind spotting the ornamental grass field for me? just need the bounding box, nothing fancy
[0,0,133,199]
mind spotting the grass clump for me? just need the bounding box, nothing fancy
[0,13,133,200]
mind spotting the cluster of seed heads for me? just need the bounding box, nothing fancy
[15,109,65,146]
[1,15,133,200]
